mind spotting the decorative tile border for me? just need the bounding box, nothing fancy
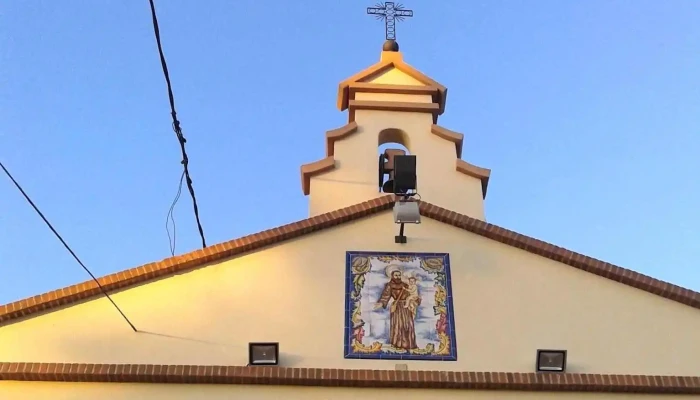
[344,252,457,361]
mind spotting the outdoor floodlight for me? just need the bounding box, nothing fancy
[393,200,421,224]
[536,349,567,372]
[393,200,420,244]
[248,342,279,366]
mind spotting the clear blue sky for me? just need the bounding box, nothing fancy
[1,1,699,304]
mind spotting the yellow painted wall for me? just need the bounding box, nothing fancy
[362,67,425,85]
[0,213,698,376]
[0,381,689,400]
[309,64,485,219]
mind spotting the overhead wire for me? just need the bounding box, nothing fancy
[166,171,185,256]
[0,0,206,332]
[147,0,207,250]
[0,160,138,332]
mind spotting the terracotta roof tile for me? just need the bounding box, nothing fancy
[1,195,698,325]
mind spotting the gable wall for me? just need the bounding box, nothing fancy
[0,212,698,375]
[362,68,425,85]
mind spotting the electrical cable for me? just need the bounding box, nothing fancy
[148,0,207,249]
[166,171,185,256]
[0,160,138,332]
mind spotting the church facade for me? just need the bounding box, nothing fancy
[1,40,699,399]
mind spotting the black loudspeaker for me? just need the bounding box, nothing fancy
[382,179,394,193]
[393,155,417,194]
[378,154,387,191]
[379,149,408,194]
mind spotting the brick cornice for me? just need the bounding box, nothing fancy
[418,202,700,310]
[0,362,698,394]
[1,196,699,326]
[0,197,396,324]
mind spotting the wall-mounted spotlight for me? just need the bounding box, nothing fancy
[248,342,279,366]
[394,200,420,243]
[394,200,421,224]
[536,349,567,372]
[390,154,419,244]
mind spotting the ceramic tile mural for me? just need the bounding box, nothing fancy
[344,251,457,361]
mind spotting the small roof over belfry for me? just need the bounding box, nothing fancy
[336,40,448,115]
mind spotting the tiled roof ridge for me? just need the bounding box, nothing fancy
[0,362,699,393]
[1,195,698,326]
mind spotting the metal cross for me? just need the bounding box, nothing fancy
[367,2,413,41]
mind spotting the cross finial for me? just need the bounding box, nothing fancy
[367,2,413,42]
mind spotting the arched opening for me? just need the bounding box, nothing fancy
[378,128,411,155]
[378,128,411,193]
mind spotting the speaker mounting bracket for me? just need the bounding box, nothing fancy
[395,223,407,244]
